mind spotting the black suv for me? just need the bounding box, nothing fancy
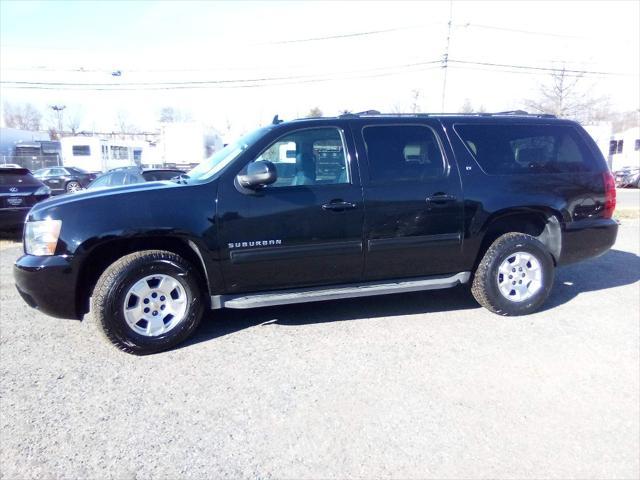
[13,113,618,354]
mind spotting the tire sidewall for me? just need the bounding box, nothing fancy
[102,257,203,353]
[483,237,554,315]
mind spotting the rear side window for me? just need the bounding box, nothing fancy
[455,124,597,174]
[362,125,445,183]
[142,171,181,181]
[0,171,41,186]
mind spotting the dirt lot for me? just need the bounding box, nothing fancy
[1,222,639,479]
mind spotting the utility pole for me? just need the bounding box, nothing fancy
[441,0,453,112]
[50,105,66,132]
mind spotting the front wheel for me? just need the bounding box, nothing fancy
[91,250,205,354]
[472,233,554,315]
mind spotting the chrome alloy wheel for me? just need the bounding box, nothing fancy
[496,251,543,302]
[66,181,82,193]
[123,274,188,336]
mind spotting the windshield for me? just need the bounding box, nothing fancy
[186,127,269,181]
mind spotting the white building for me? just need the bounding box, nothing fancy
[609,126,640,172]
[60,136,156,172]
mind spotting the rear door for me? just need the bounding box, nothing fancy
[217,124,365,292]
[354,120,466,280]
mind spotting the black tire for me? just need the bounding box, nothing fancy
[91,250,205,354]
[471,233,554,315]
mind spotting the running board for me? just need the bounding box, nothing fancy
[211,272,471,310]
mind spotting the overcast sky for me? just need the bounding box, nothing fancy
[1,0,638,136]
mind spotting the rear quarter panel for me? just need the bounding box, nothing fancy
[439,118,610,268]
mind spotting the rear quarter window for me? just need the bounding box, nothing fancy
[0,172,41,186]
[454,124,597,175]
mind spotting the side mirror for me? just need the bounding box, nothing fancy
[237,160,277,189]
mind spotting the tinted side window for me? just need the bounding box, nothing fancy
[362,125,445,183]
[142,171,181,181]
[0,172,41,186]
[110,171,127,185]
[455,124,597,174]
[253,127,349,187]
[90,175,111,188]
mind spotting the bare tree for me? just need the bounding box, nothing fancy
[524,67,608,123]
[460,99,487,114]
[307,107,323,118]
[66,108,83,134]
[3,101,42,130]
[159,106,191,123]
[115,111,138,137]
[460,98,474,113]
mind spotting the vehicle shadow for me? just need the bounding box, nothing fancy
[544,248,640,309]
[179,248,639,351]
[182,285,479,349]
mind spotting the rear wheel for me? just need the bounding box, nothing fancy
[472,233,554,315]
[91,250,204,354]
[66,180,82,193]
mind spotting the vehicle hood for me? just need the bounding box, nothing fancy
[29,181,183,214]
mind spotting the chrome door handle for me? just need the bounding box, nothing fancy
[322,200,357,211]
[425,194,457,209]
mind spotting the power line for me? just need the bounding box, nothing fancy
[448,59,633,76]
[1,58,634,92]
[0,60,442,87]
[454,22,587,39]
[259,24,427,45]
[0,65,444,91]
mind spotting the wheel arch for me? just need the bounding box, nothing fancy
[75,235,212,317]
[475,207,562,267]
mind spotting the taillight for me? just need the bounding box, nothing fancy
[603,171,616,219]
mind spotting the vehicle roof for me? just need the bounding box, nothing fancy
[0,167,31,175]
[274,110,578,127]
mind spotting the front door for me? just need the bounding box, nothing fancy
[353,121,466,280]
[217,125,365,293]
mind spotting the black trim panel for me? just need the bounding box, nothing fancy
[230,240,363,264]
[367,232,461,252]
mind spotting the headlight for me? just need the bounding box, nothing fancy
[34,185,51,196]
[24,219,62,256]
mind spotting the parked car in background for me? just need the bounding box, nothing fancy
[87,167,184,190]
[0,168,50,229]
[33,166,97,194]
[614,167,640,188]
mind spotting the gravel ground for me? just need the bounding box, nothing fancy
[1,222,639,479]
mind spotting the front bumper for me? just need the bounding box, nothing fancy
[559,218,619,265]
[13,254,81,319]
